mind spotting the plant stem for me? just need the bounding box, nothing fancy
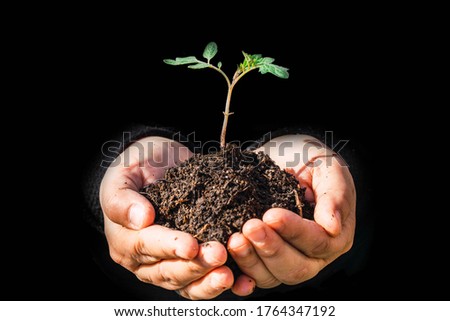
[208,64,231,88]
[218,66,258,148]
[220,86,234,148]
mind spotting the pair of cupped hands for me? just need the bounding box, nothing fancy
[100,135,356,300]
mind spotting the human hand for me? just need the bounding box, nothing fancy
[228,135,356,290]
[100,136,248,299]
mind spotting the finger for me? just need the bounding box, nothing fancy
[243,219,324,285]
[105,219,199,269]
[100,167,155,230]
[231,274,256,297]
[263,208,342,258]
[100,137,193,230]
[177,266,234,300]
[135,241,227,290]
[228,232,280,289]
[312,157,355,236]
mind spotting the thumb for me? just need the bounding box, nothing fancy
[313,194,342,237]
[100,167,155,230]
[312,158,352,237]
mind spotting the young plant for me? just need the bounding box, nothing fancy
[164,42,289,148]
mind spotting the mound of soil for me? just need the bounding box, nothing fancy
[141,145,314,271]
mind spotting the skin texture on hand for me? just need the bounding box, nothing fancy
[99,137,253,299]
[228,135,356,290]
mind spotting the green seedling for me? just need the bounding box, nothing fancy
[164,42,289,148]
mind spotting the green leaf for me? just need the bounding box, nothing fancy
[203,42,218,60]
[163,56,198,65]
[261,57,275,64]
[242,51,252,63]
[259,64,289,79]
[271,65,289,79]
[163,59,177,65]
[258,64,270,74]
[188,62,209,69]
[218,61,222,69]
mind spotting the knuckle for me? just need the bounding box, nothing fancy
[162,273,186,290]
[279,267,310,285]
[136,272,154,285]
[154,263,185,290]
[137,265,172,288]
[109,248,124,266]
[133,261,193,288]
[236,254,258,269]
[133,233,146,257]
[187,262,204,276]
[259,241,283,258]
[310,238,330,257]
[256,277,281,289]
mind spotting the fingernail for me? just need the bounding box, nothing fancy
[129,204,145,229]
[228,235,251,258]
[228,234,245,250]
[203,245,224,266]
[249,226,266,243]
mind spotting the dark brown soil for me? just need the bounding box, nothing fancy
[141,145,313,271]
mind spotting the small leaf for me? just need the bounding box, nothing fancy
[259,64,289,79]
[163,59,177,65]
[242,51,252,62]
[218,61,222,69]
[268,64,289,79]
[253,57,264,65]
[203,42,218,60]
[188,62,209,69]
[163,56,198,65]
[261,57,275,64]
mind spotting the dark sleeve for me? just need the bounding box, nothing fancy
[81,124,192,234]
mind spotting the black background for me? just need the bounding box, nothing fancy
[3,12,446,300]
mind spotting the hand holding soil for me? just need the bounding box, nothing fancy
[227,135,356,290]
[100,137,242,300]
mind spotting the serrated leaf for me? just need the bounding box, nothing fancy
[258,64,270,74]
[261,57,275,64]
[218,61,222,68]
[259,64,289,79]
[268,64,289,79]
[203,42,218,60]
[188,62,209,69]
[163,56,198,65]
[253,57,264,65]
